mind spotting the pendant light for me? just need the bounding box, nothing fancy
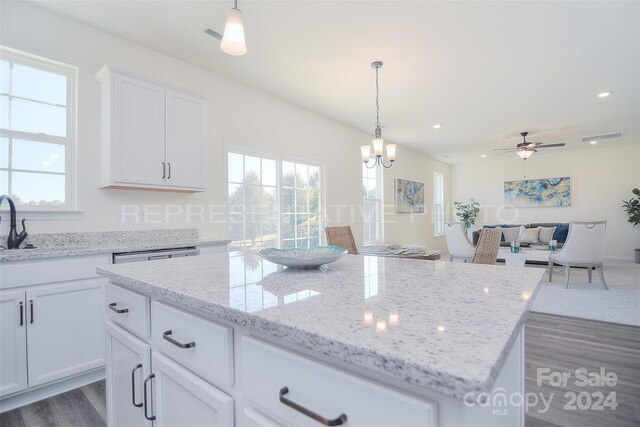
[220,0,247,56]
[362,61,396,168]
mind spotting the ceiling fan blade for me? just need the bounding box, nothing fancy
[494,148,517,151]
[495,151,517,156]
[537,143,566,148]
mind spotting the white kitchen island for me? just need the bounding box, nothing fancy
[97,252,543,427]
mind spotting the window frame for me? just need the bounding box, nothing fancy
[0,46,77,211]
[225,147,325,250]
[362,157,384,246]
[433,172,445,237]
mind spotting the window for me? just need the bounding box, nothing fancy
[362,160,383,245]
[227,151,322,249]
[433,172,445,236]
[227,152,278,248]
[0,47,76,208]
[281,161,321,249]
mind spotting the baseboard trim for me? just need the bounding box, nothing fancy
[0,368,105,413]
[604,256,634,262]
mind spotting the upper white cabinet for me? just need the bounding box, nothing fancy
[97,66,207,192]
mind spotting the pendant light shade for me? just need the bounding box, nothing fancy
[221,5,247,56]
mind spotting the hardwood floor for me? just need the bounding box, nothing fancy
[1,313,638,427]
[525,312,640,427]
[0,381,106,427]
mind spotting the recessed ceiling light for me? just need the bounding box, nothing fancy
[597,91,611,98]
[480,154,487,158]
[433,124,442,129]
[590,140,598,145]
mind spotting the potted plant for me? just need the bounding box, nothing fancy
[622,188,640,263]
[454,199,480,238]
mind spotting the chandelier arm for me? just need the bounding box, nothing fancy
[381,158,394,168]
[364,157,379,169]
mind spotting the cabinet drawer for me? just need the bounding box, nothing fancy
[1,255,110,290]
[151,302,233,387]
[243,407,282,427]
[242,337,437,427]
[105,283,150,339]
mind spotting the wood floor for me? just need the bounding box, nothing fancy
[525,312,640,427]
[1,313,638,427]
[0,381,106,427]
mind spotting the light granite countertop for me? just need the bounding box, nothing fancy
[97,251,543,400]
[0,228,229,262]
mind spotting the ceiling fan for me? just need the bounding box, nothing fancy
[495,132,566,159]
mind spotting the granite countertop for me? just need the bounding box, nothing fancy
[97,252,543,400]
[0,228,229,262]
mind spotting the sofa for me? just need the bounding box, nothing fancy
[472,223,569,248]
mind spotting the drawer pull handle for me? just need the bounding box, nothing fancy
[108,302,129,314]
[163,330,196,349]
[143,373,156,421]
[19,302,24,326]
[279,386,347,426]
[131,363,143,408]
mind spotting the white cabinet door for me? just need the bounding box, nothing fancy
[151,352,233,427]
[165,89,206,189]
[0,290,27,397]
[26,280,105,387]
[105,322,152,427]
[112,74,166,187]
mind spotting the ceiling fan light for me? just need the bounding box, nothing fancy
[221,8,247,56]
[517,149,533,160]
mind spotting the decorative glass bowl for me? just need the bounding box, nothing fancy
[257,246,348,269]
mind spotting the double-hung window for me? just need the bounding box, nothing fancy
[227,151,322,249]
[0,47,76,208]
[362,159,383,245]
[433,172,445,236]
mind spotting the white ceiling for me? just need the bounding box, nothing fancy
[23,0,640,163]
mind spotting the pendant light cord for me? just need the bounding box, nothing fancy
[234,0,238,9]
[375,66,380,128]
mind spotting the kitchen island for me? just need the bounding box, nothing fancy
[97,251,543,427]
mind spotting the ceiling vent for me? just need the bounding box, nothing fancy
[581,132,624,142]
[203,26,223,40]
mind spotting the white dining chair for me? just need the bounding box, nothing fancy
[444,223,476,262]
[548,221,608,289]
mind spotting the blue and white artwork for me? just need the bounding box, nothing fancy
[395,179,425,213]
[504,177,571,208]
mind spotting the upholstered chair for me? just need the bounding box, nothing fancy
[471,227,502,265]
[548,221,608,289]
[444,223,476,262]
[325,226,358,254]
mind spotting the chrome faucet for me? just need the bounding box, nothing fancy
[0,195,28,249]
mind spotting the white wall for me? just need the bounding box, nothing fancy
[0,1,449,249]
[451,144,640,258]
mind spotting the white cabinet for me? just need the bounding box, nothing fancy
[0,290,27,398]
[150,352,234,427]
[0,255,108,410]
[105,285,234,427]
[105,322,151,427]
[26,280,105,387]
[97,66,207,192]
[111,74,166,187]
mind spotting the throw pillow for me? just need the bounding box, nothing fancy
[501,227,520,243]
[554,225,569,243]
[517,225,539,244]
[538,226,556,244]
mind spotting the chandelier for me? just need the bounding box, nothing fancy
[361,61,396,169]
